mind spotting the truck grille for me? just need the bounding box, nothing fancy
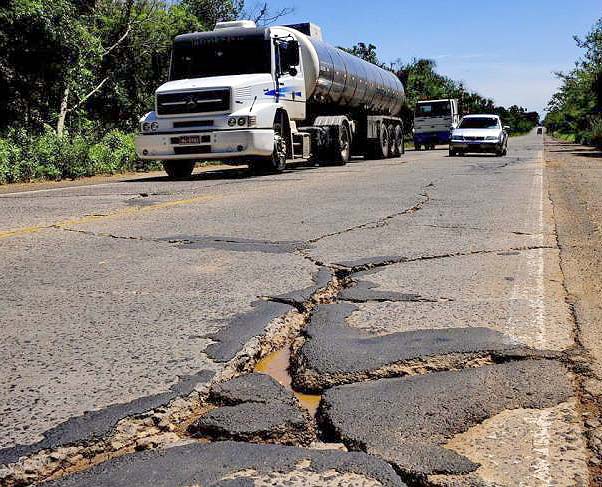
[157,89,230,116]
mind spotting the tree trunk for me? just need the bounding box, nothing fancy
[57,86,70,136]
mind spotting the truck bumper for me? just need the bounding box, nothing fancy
[135,129,274,161]
[414,131,450,145]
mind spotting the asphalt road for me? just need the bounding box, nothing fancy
[0,132,596,486]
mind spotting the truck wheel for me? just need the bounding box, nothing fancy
[372,124,389,159]
[162,160,195,179]
[333,123,351,165]
[392,125,404,157]
[449,149,456,157]
[252,120,287,174]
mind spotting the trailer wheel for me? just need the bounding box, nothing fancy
[392,125,404,157]
[333,123,351,165]
[162,160,195,179]
[369,124,389,159]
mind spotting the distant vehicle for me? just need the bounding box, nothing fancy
[413,99,460,150]
[449,115,509,157]
[537,126,544,135]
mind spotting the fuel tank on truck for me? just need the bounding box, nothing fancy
[281,24,405,116]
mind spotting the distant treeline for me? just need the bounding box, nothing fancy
[342,43,539,136]
[544,17,602,146]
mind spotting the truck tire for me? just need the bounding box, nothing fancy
[369,124,389,159]
[251,119,287,174]
[162,160,195,179]
[333,123,351,165]
[392,125,404,157]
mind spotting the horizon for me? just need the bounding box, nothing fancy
[261,0,600,116]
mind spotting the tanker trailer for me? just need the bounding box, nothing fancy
[135,20,406,178]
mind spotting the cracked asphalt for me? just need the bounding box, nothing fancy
[0,132,598,486]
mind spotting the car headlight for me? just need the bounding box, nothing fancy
[485,136,499,141]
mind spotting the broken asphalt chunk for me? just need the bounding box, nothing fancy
[318,360,573,478]
[45,441,407,487]
[291,303,547,392]
[189,373,315,446]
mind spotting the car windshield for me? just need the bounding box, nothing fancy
[415,101,452,118]
[170,37,271,80]
[459,117,500,129]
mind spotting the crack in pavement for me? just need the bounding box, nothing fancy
[404,223,548,237]
[334,245,557,274]
[305,188,433,246]
[51,226,314,255]
[0,371,215,466]
[338,280,453,304]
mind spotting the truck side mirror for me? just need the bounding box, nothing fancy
[288,40,300,67]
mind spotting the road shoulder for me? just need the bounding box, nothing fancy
[546,137,602,484]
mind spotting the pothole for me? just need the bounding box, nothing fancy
[255,347,322,418]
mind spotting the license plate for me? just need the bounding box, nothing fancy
[177,135,200,145]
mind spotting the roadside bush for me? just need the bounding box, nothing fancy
[0,128,154,185]
[587,118,602,147]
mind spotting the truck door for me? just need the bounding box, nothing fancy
[274,38,306,120]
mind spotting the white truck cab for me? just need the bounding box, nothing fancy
[136,21,406,178]
[413,99,459,150]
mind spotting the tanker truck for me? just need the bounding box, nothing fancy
[135,21,406,178]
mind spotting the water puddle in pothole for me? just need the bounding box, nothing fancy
[255,347,322,417]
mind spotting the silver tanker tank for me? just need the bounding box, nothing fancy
[282,25,405,116]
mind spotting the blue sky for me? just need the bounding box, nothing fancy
[261,0,601,114]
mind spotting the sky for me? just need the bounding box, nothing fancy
[260,0,601,115]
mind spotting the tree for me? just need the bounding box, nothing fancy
[545,17,602,145]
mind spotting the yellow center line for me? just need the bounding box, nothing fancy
[0,194,218,240]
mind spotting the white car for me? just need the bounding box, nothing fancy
[449,115,509,157]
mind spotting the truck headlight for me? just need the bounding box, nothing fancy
[151,122,159,132]
[142,122,151,133]
[237,117,247,126]
[228,118,237,127]
[485,136,499,141]
[452,135,464,141]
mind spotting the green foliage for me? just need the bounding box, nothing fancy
[0,129,153,185]
[545,17,602,146]
[0,0,243,184]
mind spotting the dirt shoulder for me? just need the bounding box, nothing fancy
[545,137,602,482]
[0,162,237,195]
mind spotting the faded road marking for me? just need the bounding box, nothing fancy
[0,194,218,241]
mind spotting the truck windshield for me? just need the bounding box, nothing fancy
[459,118,499,129]
[415,101,451,118]
[170,37,272,80]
